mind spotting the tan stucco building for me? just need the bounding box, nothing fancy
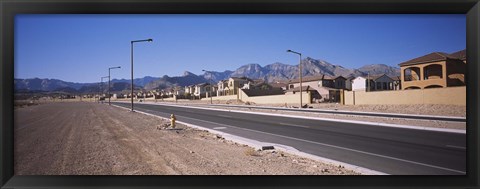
[399,49,466,90]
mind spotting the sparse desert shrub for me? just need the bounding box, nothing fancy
[244,148,260,156]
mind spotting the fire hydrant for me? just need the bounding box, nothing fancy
[170,114,176,128]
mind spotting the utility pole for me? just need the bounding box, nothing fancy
[108,66,121,105]
[287,49,303,108]
[130,38,153,111]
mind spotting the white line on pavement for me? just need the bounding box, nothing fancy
[278,122,310,128]
[111,103,385,175]
[113,103,466,174]
[179,113,466,175]
[124,101,466,134]
[445,145,467,150]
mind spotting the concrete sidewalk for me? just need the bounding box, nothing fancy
[200,104,466,122]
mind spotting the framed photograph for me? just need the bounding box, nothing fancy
[1,0,479,188]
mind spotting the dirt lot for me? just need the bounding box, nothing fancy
[14,102,359,175]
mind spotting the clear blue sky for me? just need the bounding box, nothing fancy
[15,14,465,83]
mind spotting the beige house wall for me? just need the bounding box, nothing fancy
[344,86,465,106]
[201,95,238,101]
[239,89,312,105]
[202,90,312,105]
[400,60,448,89]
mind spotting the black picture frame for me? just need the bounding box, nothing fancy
[1,0,479,188]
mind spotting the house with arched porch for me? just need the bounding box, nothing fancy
[398,49,466,90]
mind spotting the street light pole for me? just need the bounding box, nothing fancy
[202,69,213,104]
[101,76,109,103]
[130,38,153,112]
[108,66,121,105]
[287,49,302,108]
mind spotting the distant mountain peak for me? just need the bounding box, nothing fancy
[16,57,400,94]
[183,71,196,76]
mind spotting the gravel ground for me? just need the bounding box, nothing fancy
[14,102,360,175]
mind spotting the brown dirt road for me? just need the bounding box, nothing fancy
[14,102,359,175]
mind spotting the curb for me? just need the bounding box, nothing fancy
[206,104,466,122]
[120,101,465,134]
[111,103,388,175]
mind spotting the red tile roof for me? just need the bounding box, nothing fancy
[398,52,454,66]
[449,49,466,60]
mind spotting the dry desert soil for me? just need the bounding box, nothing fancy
[14,102,359,175]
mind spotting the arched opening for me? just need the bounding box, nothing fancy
[424,85,443,89]
[446,60,466,87]
[423,64,443,80]
[405,86,421,90]
[404,67,421,81]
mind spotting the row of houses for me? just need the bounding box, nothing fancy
[285,49,466,102]
[98,49,466,103]
[184,77,280,99]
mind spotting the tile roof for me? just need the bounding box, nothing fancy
[398,50,464,66]
[449,49,466,60]
[365,74,386,80]
[288,74,335,84]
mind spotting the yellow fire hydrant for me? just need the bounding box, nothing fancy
[170,114,176,128]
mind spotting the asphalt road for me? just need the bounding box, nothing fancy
[205,104,466,122]
[112,102,466,175]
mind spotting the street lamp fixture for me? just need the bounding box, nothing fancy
[287,49,303,108]
[202,69,213,104]
[130,38,153,112]
[108,66,121,105]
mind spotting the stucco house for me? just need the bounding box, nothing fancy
[174,86,185,96]
[399,49,466,90]
[193,83,209,98]
[185,85,196,95]
[216,80,228,96]
[352,74,395,91]
[345,76,355,91]
[241,79,266,90]
[391,76,402,90]
[287,75,345,102]
[270,82,288,91]
[218,77,252,96]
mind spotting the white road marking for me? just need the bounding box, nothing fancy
[114,103,466,174]
[445,145,466,150]
[124,101,466,134]
[213,127,227,130]
[180,116,466,174]
[278,122,310,128]
[112,104,387,175]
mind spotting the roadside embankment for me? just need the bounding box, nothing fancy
[15,102,360,175]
